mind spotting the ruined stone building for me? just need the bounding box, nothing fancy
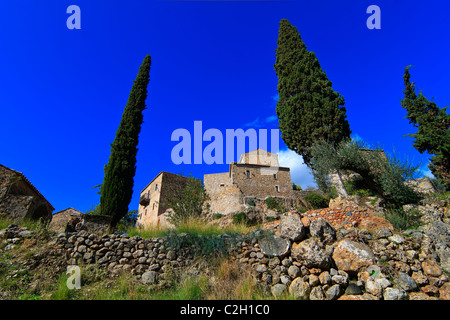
[0,164,54,221]
[329,148,437,196]
[204,149,295,216]
[137,171,190,229]
[50,207,84,233]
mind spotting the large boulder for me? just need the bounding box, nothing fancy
[394,272,418,292]
[259,236,291,258]
[332,239,375,274]
[141,271,159,285]
[309,218,336,244]
[289,277,311,300]
[291,238,333,269]
[279,212,306,242]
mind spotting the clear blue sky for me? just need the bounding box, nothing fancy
[1,1,449,214]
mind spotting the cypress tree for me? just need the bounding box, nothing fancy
[401,66,450,190]
[100,55,151,231]
[274,19,351,166]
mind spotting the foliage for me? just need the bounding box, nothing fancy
[274,19,351,166]
[304,192,329,209]
[401,66,450,190]
[343,176,377,198]
[212,213,223,220]
[163,174,210,227]
[310,139,422,208]
[292,182,302,191]
[232,212,250,226]
[115,210,138,233]
[100,55,151,232]
[265,197,279,209]
[384,208,422,231]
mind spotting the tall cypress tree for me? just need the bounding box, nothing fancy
[100,55,151,231]
[275,19,351,166]
[401,66,450,190]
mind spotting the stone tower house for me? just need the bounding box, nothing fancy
[204,149,294,215]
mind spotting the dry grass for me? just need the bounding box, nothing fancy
[206,258,266,300]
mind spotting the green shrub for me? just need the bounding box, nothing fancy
[304,192,329,209]
[233,212,250,226]
[265,197,279,209]
[212,213,223,220]
[247,199,256,207]
[384,208,422,230]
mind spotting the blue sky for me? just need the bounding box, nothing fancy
[0,1,449,214]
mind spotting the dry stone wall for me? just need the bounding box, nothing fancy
[1,198,449,300]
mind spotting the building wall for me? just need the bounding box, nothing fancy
[204,172,245,215]
[0,165,53,221]
[137,172,189,229]
[231,163,293,199]
[238,149,279,167]
[137,173,163,229]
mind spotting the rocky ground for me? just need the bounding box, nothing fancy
[0,194,449,300]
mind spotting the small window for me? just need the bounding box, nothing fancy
[245,170,250,178]
[155,184,158,191]
[153,203,156,210]
[220,183,225,187]
[275,186,280,192]
[273,173,277,180]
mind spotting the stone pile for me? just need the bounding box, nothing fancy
[0,224,33,250]
[234,212,450,300]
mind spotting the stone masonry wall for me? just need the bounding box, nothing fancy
[231,163,293,199]
[204,172,245,215]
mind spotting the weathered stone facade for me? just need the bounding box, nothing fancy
[0,164,54,221]
[137,172,189,229]
[50,207,84,233]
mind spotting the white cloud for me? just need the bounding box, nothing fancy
[278,148,316,189]
[420,167,435,179]
[244,114,278,128]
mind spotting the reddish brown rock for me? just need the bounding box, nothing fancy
[332,239,375,274]
[422,260,442,277]
[439,283,450,300]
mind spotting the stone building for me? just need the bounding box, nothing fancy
[50,207,84,233]
[50,207,112,234]
[137,171,190,229]
[0,164,54,221]
[204,149,295,216]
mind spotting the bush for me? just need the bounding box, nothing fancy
[343,177,377,198]
[384,208,422,230]
[163,174,210,227]
[212,213,223,220]
[265,197,279,209]
[304,192,329,209]
[233,212,250,226]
